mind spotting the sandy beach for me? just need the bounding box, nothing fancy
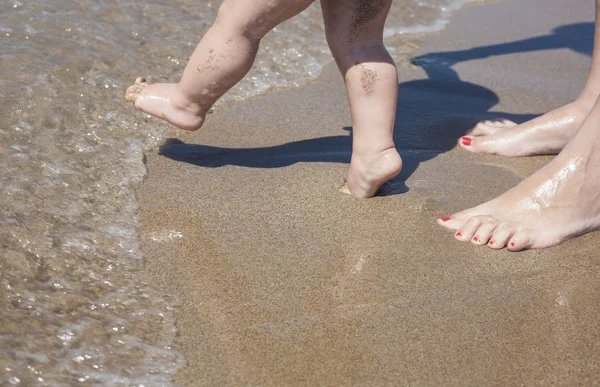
[136,0,600,384]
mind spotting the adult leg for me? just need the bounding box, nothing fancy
[125,0,314,130]
[322,0,402,198]
[459,0,600,157]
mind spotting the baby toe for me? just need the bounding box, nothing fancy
[125,86,139,101]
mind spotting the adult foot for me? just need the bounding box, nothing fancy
[125,77,206,131]
[459,100,594,157]
[438,103,600,251]
[341,147,402,198]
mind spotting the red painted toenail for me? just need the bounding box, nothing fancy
[473,236,479,242]
[489,241,494,245]
[510,242,515,247]
[441,217,451,222]
[462,136,472,146]
[456,232,462,237]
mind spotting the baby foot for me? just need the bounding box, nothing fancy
[342,148,402,198]
[459,101,592,157]
[125,77,206,131]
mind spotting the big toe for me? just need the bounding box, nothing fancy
[437,211,474,230]
[125,86,139,102]
[459,134,510,155]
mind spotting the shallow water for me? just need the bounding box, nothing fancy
[1,0,481,384]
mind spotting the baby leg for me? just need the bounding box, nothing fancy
[322,0,402,198]
[126,0,314,131]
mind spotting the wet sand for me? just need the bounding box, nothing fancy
[136,0,600,384]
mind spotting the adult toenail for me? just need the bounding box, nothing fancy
[441,217,451,222]
[510,242,515,247]
[473,236,479,242]
[462,136,472,146]
[489,241,494,245]
[456,232,462,237]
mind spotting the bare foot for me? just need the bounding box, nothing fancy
[125,77,206,131]
[341,148,402,198]
[438,102,600,251]
[459,100,594,157]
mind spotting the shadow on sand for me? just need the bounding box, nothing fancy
[159,22,593,196]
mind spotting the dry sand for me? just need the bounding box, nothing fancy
[136,0,600,384]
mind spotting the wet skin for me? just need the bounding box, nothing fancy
[459,0,600,157]
[439,0,600,251]
[439,94,600,251]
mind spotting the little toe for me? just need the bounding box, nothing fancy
[507,230,532,252]
[488,224,514,249]
[472,221,498,245]
[455,216,485,242]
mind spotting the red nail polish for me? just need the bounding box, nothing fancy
[489,241,494,245]
[441,217,451,222]
[473,236,479,242]
[462,136,472,146]
[456,232,462,237]
[510,242,515,247]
